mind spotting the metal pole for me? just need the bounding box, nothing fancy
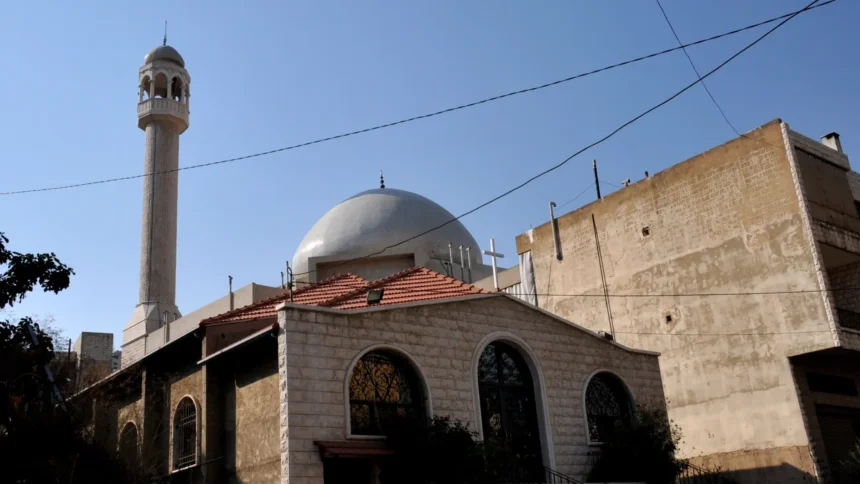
[458,245,465,281]
[448,243,454,275]
[593,159,602,200]
[591,214,614,337]
[466,247,472,283]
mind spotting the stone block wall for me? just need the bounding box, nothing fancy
[516,120,834,482]
[278,296,664,483]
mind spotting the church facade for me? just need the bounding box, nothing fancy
[81,267,664,483]
[73,42,669,484]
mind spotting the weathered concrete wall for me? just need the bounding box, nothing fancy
[232,357,280,483]
[277,296,664,483]
[516,121,835,482]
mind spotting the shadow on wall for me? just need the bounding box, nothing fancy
[686,463,818,484]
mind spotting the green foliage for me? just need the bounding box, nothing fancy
[587,403,684,484]
[841,439,860,482]
[0,231,128,483]
[0,231,74,309]
[383,416,491,484]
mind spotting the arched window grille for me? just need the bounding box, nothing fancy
[585,372,633,443]
[173,397,197,469]
[348,350,425,435]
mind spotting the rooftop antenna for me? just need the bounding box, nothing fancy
[380,170,385,189]
[228,275,234,310]
[458,245,465,281]
[286,261,294,303]
[465,247,473,283]
[163,21,168,46]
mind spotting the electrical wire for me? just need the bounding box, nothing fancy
[287,0,824,279]
[0,0,834,197]
[558,183,595,208]
[655,0,741,136]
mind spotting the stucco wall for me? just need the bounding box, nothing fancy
[232,358,281,483]
[277,296,664,483]
[516,121,835,481]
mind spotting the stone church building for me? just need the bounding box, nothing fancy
[75,43,667,483]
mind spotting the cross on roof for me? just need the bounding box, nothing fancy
[482,238,505,290]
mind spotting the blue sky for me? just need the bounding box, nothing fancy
[0,1,856,347]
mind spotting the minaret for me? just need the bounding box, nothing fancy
[122,40,191,366]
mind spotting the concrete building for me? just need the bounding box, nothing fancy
[516,120,860,483]
[73,331,114,390]
[76,267,664,483]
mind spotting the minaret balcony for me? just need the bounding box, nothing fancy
[138,98,189,132]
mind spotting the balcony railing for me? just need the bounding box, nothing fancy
[836,308,860,331]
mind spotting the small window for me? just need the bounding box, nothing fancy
[585,372,633,443]
[173,397,197,469]
[665,314,673,323]
[808,373,857,396]
[642,226,651,237]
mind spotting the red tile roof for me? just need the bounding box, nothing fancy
[201,273,368,325]
[321,267,486,310]
[201,267,486,325]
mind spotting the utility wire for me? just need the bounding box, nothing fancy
[558,183,595,208]
[655,0,741,135]
[289,0,824,279]
[0,0,834,197]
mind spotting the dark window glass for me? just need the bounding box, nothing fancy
[808,372,858,396]
[349,351,424,435]
[585,372,632,443]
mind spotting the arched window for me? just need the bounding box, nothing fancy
[348,350,425,435]
[140,76,151,101]
[173,397,197,469]
[153,73,168,99]
[585,372,633,443]
[118,422,138,473]
[171,76,183,102]
[478,341,543,481]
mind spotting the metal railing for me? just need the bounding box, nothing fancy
[678,462,738,484]
[545,466,583,484]
[836,308,860,331]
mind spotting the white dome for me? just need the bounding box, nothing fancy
[293,188,481,278]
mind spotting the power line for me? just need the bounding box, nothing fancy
[558,183,595,208]
[0,1,834,197]
[655,0,741,136]
[289,0,824,279]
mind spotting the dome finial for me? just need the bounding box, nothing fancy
[163,21,168,46]
[380,170,385,189]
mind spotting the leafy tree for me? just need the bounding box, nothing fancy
[841,439,860,483]
[0,231,74,309]
[587,403,685,484]
[0,231,127,483]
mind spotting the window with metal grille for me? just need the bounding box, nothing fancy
[173,397,197,469]
[348,350,425,435]
[585,372,633,443]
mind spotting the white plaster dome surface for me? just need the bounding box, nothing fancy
[293,188,481,275]
[144,45,185,67]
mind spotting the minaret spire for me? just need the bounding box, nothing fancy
[380,170,385,189]
[163,21,167,46]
